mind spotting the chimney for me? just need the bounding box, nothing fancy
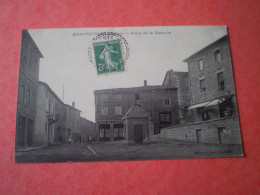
[72,101,75,107]
[144,80,147,86]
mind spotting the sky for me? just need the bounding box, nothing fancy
[29,26,227,121]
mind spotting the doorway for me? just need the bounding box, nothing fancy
[196,129,202,143]
[27,119,33,146]
[218,127,226,144]
[134,125,143,144]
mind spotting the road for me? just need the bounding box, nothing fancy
[15,139,243,163]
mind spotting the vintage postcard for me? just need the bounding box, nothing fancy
[15,26,243,163]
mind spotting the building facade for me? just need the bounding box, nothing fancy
[64,103,81,143]
[94,81,180,142]
[161,35,242,144]
[16,30,43,148]
[162,70,190,124]
[80,117,97,143]
[34,81,66,146]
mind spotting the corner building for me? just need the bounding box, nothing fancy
[161,35,242,144]
[16,30,43,148]
[94,81,180,142]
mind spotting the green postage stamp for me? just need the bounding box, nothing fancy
[93,40,125,74]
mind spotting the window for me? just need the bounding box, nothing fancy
[99,124,110,141]
[164,97,171,106]
[135,93,140,100]
[200,79,206,93]
[20,85,25,104]
[198,59,204,70]
[101,94,107,102]
[219,98,233,118]
[32,93,35,109]
[101,106,108,115]
[115,106,122,115]
[159,112,172,133]
[26,89,30,107]
[21,56,26,71]
[45,122,48,135]
[201,110,210,121]
[159,112,171,122]
[113,124,124,140]
[215,50,221,62]
[217,72,225,90]
[114,94,121,101]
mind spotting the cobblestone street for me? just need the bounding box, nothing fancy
[15,139,243,163]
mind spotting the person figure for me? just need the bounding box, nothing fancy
[99,43,119,69]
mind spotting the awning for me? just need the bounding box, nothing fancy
[188,98,227,110]
[188,101,212,110]
[205,98,225,107]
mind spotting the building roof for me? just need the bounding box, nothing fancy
[162,69,188,86]
[38,81,63,103]
[23,30,44,58]
[183,34,228,62]
[122,105,149,120]
[94,85,177,94]
[38,81,81,112]
[64,104,82,112]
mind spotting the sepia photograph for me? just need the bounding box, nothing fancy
[15,26,244,163]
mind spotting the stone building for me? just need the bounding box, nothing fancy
[34,81,66,146]
[80,117,96,143]
[16,30,43,148]
[94,81,180,142]
[161,35,242,144]
[64,103,81,143]
[162,70,190,124]
[34,82,83,146]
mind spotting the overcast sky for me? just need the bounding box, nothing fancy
[29,26,227,121]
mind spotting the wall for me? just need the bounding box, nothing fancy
[161,116,242,144]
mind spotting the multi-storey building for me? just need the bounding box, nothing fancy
[34,81,85,145]
[80,117,96,143]
[16,30,43,148]
[34,81,66,146]
[162,70,190,124]
[64,103,81,143]
[161,35,242,144]
[94,81,180,142]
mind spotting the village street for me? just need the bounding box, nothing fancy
[15,139,243,163]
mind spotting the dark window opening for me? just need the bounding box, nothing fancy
[217,72,225,91]
[20,85,25,104]
[215,50,221,62]
[135,93,140,100]
[158,112,172,134]
[164,97,171,106]
[17,116,26,147]
[219,98,233,118]
[99,124,110,141]
[113,124,124,140]
[198,59,204,70]
[200,79,206,93]
[199,108,210,121]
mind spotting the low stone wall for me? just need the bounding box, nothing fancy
[160,116,242,144]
